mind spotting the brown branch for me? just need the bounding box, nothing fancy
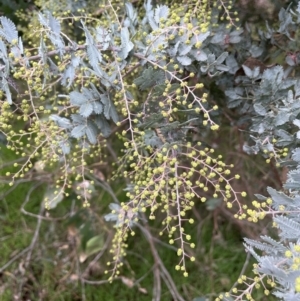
[137,222,186,301]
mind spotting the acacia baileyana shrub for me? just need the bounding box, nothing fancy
[1,0,300,300]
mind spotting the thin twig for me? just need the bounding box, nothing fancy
[136,223,161,301]
[24,204,44,267]
[152,236,178,251]
[21,183,70,221]
[82,277,121,285]
[230,252,252,292]
[84,173,120,204]
[159,260,186,301]
[134,266,155,286]
[138,222,186,301]
[17,202,44,299]
[0,157,26,168]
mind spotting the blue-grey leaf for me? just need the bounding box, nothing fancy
[43,186,64,209]
[274,215,300,239]
[70,91,86,106]
[254,103,267,116]
[178,44,192,56]
[147,10,158,30]
[62,66,75,87]
[79,102,93,118]
[168,41,180,57]
[293,119,300,128]
[38,13,48,28]
[216,52,228,64]
[50,115,72,129]
[95,27,111,50]
[94,115,111,137]
[82,23,102,67]
[190,49,207,61]
[59,139,71,154]
[154,5,169,23]
[86,121,98,144]
[225,55,239,74]
[134,67,165,90]
[275,111,290,126]
[250,44,264,57]
[84,234,104,257]
[18,37,23,54]
[267,187,294,207]
[48,58,59,75]
[126,91,134,101]
[71,124,86,139]
[211,32,224,44]
[1,78,12,104]
[104,99,118,123]
[39,36,47,64]
[242,65,254,78]
[144,0,152,13]
[252,66,261,78]
[48,13,61,35]
[49,33,65,56]
[229,35,242,43]
[292,148,300,162]
[104,212,118,222]
[0,17,18,43]
[191,31,210,44]
[87,44,102,67]
[0,40,7,58]
[93,101,103,114]
[125,2,137,33]
[71,113,86,124]
[120,27,134,59]
[177,55,192,66]
[216,64,229,72]
[144,129,163,147]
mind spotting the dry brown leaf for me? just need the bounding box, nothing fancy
[138,287,148,294]
[121,276,134,288]
[70,274,79,281]
[79,253,88,263]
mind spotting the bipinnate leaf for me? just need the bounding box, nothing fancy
[86,121,98,144]
[79,102,93,118]
[48,13,61,35]
[94,115,112,137]
[50,115,72,129]
[120,27,134,59]
[93,101,103,114]
[134,67,164,90]
[71,124,86,139]
[154,5,169,23]
[59,139,71,154]
[177,56,192,66]
[0,17,18,43]
[100,94,119,123]
[70,91,87,106]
